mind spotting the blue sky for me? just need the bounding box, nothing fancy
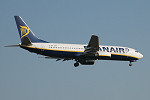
[0,0,150,100]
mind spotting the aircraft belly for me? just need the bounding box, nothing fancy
[110,54,138,61]
[20,46,138,61]
[97,54,138,61]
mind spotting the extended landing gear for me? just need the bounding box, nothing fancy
[129,61,133,66]
[74,62,79,67]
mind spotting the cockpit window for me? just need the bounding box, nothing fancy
[135,50,139,53]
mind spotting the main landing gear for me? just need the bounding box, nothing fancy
[74,62,79,67]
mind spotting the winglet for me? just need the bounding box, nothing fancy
[87,35,99,51]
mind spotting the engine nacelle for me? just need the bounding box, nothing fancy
[79,60,95,65]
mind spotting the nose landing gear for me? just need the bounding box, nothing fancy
[129,61,133,66]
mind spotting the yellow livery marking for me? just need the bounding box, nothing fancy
[20,26,30,39]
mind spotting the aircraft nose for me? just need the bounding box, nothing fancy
[139,53,143,59]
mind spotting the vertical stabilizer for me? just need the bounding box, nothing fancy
[14,16,48,43]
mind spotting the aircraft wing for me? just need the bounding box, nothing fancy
[82,35,99,56]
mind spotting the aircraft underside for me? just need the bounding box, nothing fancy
[20,45,138,67]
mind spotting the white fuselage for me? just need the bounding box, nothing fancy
[20,43,143,60]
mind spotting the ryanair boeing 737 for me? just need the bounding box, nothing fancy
[6,16,143,67]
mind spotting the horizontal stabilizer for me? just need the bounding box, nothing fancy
[4,45,20,47]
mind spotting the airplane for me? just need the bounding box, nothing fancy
[6,16,143,67]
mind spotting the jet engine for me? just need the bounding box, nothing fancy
[79,60,95,65]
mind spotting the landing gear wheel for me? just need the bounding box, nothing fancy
[74,62,79,67]
[129,63,132,66]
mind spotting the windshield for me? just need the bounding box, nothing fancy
[135,50,139,53]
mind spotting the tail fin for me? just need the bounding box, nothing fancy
[14,16,48,43]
